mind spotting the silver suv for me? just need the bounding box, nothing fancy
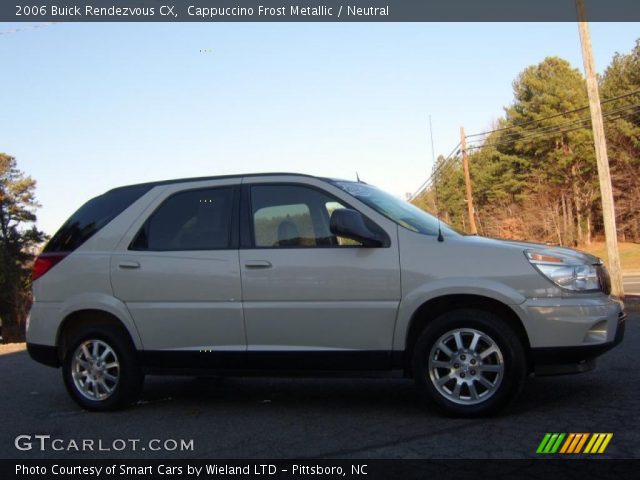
[27,173,626,416]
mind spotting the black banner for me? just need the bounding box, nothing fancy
[3,459,640,480]
[3,0,640,22]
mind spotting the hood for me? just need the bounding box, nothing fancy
[456,235,602,265]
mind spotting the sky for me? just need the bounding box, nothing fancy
[1,21,639,235]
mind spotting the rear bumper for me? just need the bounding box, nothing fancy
[27,343,59,368]
[531,310,626,376]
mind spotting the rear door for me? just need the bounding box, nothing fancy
[110,180,244,368]
[239,177,401,369]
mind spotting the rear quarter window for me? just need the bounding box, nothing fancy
[130,187,234,251]
[44,184,152,253]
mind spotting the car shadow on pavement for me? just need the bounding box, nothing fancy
[134,372,610,418]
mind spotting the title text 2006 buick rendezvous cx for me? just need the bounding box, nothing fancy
[27,173,626,416]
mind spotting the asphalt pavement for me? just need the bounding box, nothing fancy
[1,311,638,460]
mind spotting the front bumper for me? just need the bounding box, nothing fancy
[531,310,626,376]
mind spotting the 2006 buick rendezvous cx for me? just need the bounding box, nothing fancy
[27,173,626,416]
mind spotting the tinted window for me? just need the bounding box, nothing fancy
[250,185,364,248]
[44,185,152,253]
[132,187,233,251]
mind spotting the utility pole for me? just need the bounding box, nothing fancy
[576,0,624,298]
[460,126,478,235]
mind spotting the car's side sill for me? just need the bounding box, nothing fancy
[140,349,403,374]
[142,367,407,378]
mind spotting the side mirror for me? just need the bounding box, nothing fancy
[330,209,385,247]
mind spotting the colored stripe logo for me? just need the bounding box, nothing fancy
[537,433,613,454]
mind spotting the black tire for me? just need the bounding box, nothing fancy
[412,309,527,417]
[62,325,144,411]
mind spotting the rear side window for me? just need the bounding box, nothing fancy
[44,185,152,253]
[131,187,234,251]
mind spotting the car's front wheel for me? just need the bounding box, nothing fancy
[62,325,143,411]
[412,309,527,417]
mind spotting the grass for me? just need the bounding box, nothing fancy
[578,242,640,273]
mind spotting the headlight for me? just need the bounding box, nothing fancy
[525,251,601,292]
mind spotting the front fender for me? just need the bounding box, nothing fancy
[392,278,527,351]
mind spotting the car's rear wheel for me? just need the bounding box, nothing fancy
[62,325,143,411]
[412,309,527,417]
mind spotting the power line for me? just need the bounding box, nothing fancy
[502,109,640,146]
[467,104,639,151]
[409,144,462,200]
[466,103,640,151]
[410,92,640,202]
[409,154,462,201]
[410,105,640,202]
[442,142,462,161]
[466,102,640,148]
[465,88,640,139]
[409,142,460,201]
[427,152,460,181]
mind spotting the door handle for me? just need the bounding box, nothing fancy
[118,261,141,269]
[244,260,272,269]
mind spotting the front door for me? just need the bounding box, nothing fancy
[239,181,401,369]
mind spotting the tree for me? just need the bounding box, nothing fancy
[414,56,606,244]
[413,40,640,247]
[0,154,46,343]
[503,57,597,245]
[467,131,532,239]
[600,39,640,242]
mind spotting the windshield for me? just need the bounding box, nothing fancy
[331,181,460,237]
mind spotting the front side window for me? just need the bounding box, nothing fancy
[131,187,233,251]
[250,185,364,248]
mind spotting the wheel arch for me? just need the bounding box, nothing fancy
[56,309,140,364]
[402,294,532,374]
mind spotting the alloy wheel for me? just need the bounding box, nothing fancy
[428,328,504,405]
[71,339,120,401]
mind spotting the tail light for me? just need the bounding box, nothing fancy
[32,253,68,282]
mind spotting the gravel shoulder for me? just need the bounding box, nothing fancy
[0,343,26,355]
